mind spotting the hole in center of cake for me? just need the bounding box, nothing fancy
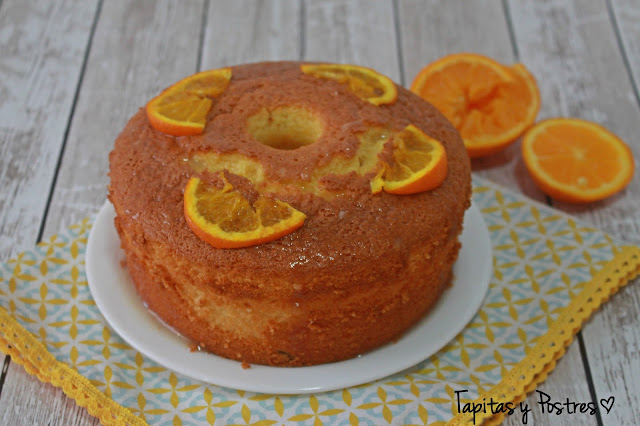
[247,106,323,150]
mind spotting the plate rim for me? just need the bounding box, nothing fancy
[86,201,492,394]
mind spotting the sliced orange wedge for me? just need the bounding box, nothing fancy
[146,68,232,136]
[371,125,447,194]
[184,174,306,248]
[301,63,397,105]
[410,53,540,158]
[522,118,635,203]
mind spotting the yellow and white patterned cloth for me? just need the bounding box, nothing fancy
[0,176,638,425]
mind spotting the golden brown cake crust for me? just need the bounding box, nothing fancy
[108,61,471,366]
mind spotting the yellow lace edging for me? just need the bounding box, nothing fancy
[0,246,638,425]
[449,245,640,425]
[0,308,147,426]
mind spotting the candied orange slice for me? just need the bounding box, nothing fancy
[146,68,232,136]
[371,125,447,194]
[410,53,540,158]
[184,174,306,248]
[301,63,397,105]
[522,118,634,203]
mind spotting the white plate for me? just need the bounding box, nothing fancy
[87,201,491,394]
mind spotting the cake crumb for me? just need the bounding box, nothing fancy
[241,361,251,370]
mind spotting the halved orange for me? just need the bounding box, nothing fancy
[522,118,635,203]
[370,125,447,194]
[146,68,232,136]
[301,63,397,105]
[184,174,306,248]
[410,53,540,158]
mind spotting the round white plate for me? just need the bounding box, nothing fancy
[87,201,491,394]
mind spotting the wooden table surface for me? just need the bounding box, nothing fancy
[1,1,639,425]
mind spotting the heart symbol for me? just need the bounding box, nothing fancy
[600,396,614,414]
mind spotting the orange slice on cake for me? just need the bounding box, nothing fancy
[522,118,634,203]
[371,125,447,194]
[184,174,306,248]
[301,63,397,105]
[410,53,540,158]
[146,68,232,136]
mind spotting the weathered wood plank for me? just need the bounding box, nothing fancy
[0,0,98,258]
[305,0,400,81]
[583,280,640,426]
[203,0,301,69]
[0,0,98,418]
[611,0,640,94]
[0,365,99,426]
[397,2,597,425]
[602,7,640,420]
[41,0,205,237]
[507,1,640,425]
[1,1,205,425]
[397,0,547,203]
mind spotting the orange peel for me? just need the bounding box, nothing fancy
[146,68,232,136]
[301,63,397,105]
[411,53,540,158]
[371,125,447,195]
[522,118,634,203]
[184,174,306,248]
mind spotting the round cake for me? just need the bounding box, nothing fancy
[108,61,471,367]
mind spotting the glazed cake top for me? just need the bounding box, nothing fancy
[108,61,471,294]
